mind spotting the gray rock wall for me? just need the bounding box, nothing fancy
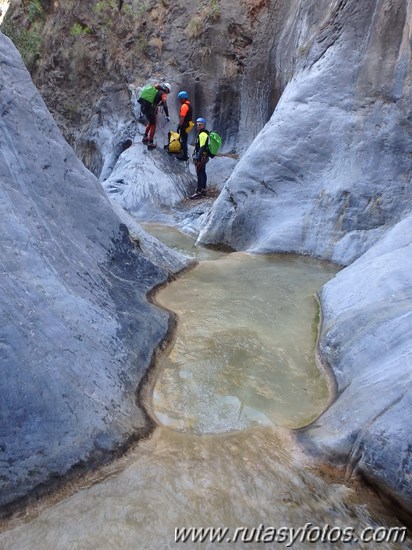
[299,212,412,512]
[199,0,412,265]
[0,32,187,513]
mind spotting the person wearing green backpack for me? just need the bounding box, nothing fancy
[190,118,222,199]
[138,82,171,149]
[190,117,210,199]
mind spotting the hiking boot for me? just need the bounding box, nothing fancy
[189,192,202,200]
[176,155,189,161]
[142,136,149,144]
[200,189,207,196]
[147,141,157,150]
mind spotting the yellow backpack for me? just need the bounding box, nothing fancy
[186,120,195,134]
[168,131,182,154]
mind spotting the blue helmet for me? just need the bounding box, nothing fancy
[196,117,206,125]
[178,91,189,99]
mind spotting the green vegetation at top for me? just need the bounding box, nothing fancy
[1,0,46,70]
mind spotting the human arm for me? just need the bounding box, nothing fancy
[157,92,169,119]
[177,114,185,130]
[162,99,169,119]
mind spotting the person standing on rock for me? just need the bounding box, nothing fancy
[176,91,193,161]
[190,117,209,199]
[138,82,171,149]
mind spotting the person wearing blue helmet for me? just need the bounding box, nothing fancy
[176,90,193,161]
[190,117,209,199]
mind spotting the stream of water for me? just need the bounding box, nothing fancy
[0,224,409,549]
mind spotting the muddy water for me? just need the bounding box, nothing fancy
[1,427,407,550]
[0,225,408,549]
[152,252,336,433]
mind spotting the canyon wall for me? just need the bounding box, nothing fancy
[0,32,188,514]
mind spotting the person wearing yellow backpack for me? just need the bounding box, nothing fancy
[176,91,193,161]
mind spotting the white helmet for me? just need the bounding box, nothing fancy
[161,82,171,93]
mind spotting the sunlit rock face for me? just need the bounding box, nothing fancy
[0,33,188,513]
[199,0,412,266]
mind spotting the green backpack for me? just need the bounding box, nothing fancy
[138,85,158,105]
[208,131,222,158]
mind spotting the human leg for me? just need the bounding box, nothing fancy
[142,123,150,143]
[140,101,152,142]
[147,108,157,143]
[177,131,188,160]
[196,158,207,194]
